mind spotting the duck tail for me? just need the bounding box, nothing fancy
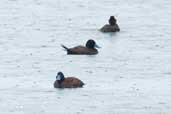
[61,44,69,51]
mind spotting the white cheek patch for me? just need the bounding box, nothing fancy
[56,75,61,80]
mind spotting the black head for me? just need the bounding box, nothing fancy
[56,72,65,84]
[109,16,116,25]
[85,39,100,49]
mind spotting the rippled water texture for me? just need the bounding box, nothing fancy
[0,0,171,114]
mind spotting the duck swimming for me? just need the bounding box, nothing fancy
[61,39,100,55]
[100,16,120,32]
[54,72,84,88]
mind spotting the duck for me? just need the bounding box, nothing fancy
[54,72,84,88]
[100,16,120,32]
[61,39,100,55]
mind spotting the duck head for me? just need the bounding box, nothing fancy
[86,39,100,49]
[56,72,65,84]
[109,16,116,25]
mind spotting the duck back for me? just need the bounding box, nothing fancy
[100,24,120,32]
[54,77,84,88]
[68,46,98,55]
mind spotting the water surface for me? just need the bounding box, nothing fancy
[0,0,171,114]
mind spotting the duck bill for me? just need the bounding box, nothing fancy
[56,75,61,81]
[95,44,101,48]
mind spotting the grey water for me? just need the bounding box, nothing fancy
[0,0,171,114]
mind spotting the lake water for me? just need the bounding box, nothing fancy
[0,0,171,114]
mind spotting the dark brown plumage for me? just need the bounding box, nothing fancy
[61,39,100,55]
[54,72,84,88]
[100,24,120,32]
[100,16,120,32]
